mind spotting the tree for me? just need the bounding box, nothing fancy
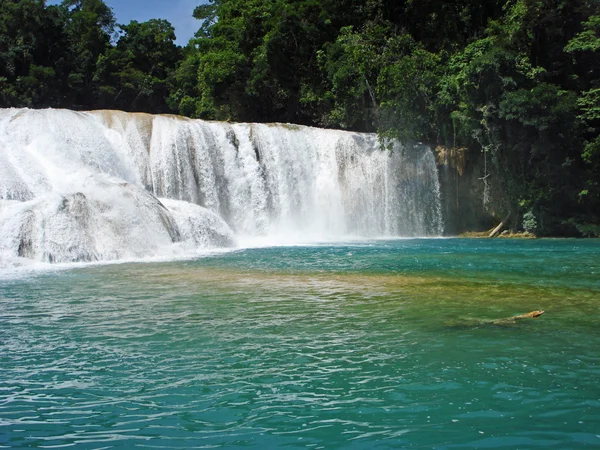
[176,0,381,123]
[95,19,180,112]
[564,14,600,235]
[60,0,115,108]
[0,0,67,107]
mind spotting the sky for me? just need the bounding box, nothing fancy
[47,0,209,45]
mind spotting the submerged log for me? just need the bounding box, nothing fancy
[446,310,545,329]
[490,310,544,325]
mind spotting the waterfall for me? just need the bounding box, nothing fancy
[0,108,442,266]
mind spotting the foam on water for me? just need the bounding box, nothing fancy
[0,108,443,268]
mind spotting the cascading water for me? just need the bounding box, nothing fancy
[0,108,442,267]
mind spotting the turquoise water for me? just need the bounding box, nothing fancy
[1,239,599,448]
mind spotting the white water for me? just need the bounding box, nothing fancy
[0,108,442,267]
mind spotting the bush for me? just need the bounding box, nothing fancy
[522,210,538,234]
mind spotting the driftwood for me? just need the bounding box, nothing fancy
[489,213,511,238]
[446,310,545,329]
[489,310,544,325]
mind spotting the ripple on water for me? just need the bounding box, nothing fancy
[1,241,600,448]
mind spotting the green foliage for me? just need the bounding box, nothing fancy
[564,16,600,53]
[0,0,67,106]
[0,0,179,113]
[577,88,600,122]
[582,136,600,165]
[522,210,538,234]
[192,4,217,38]
[95,19,180,112]
[318,25,385,129]
[499,84,577,130]
[175,0,401,124]
[60,0,115,107]
[195,38,247,119]
[564,219,600,237]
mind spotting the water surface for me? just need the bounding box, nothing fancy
[1,239,599,448]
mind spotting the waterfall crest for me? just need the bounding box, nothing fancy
[0,108,442,266]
